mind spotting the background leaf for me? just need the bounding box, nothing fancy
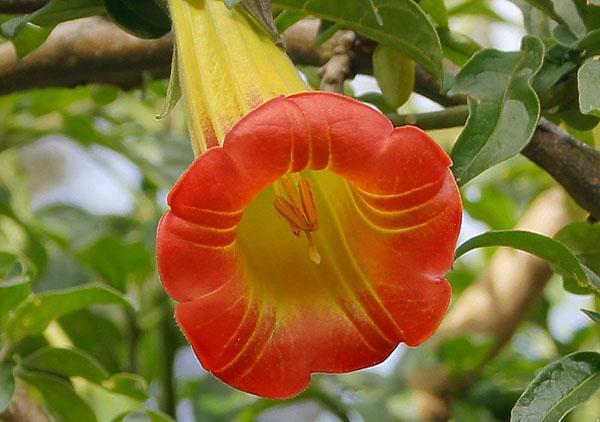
[455,230,589,288]
[449,36,545,185]
[272,0,443,78]
[0,362,15,413]
[102,373,149,401]
[19,370,97,422]
[578,58,600,117]
[555,222,600,294]
[0,278,31,330]
[372,45,414,108]
[5,283,133,343]
[510,351,600,422]
[22,347,109,384]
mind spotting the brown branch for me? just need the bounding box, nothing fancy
[0,17,173,94]
[318,30,356,93]
[524,120,600,222]
[0,16,598,219]
[0,0,47,13]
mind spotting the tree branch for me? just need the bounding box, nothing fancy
[0,16,598,220]
[0,0,47,13]
[0,17,173,94]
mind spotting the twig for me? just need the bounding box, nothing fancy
[388,105,469,130]
[318,30,355,93]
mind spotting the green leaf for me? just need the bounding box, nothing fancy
[438,335,494,375]
[58,310,126,374]
[113,410,174,422]
[455,230,590,289]
[419,0,448,28]
[372,45,414,108]
[77,235,152,290]
[274,9,306,33]
[5,283,134,343]
[439,28,482,66]
[555,222,600,294]
[104,0,171,39]
[19,371,97,422]
[22,347,109,384]
[0,362,16,413]
[581,309,600,323]
[510,351,600,422]
[578,58,600,117]
[449,36,544,185]
[0,0,104,53]
[0,277,31,330]
[102,373,148,401]
[10,23,52,58]
[273,0,443,79]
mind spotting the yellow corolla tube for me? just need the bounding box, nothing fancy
[168,0,307,153]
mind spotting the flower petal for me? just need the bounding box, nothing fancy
[157,92,461,398]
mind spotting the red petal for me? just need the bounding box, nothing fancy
[157,92,462,398]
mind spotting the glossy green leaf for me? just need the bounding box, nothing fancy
[372,45,414,108]
[19,371,97,422]
[104,0,171,39]
[273,0,443,79]
[0,362,15,413]
[511,351,600,422]
[455,230,589,288]
[103,373,148,401]
[578,58,600,117]
[22,347,109,384]
[5,283,134,343]
[449,36,544,185]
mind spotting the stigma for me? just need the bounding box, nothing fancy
[273,176,322,265]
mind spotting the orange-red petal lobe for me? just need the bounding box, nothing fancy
[157,92,462,398]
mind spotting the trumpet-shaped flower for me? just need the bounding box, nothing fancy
[158,0,462,399]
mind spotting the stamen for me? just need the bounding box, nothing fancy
[282,176,307,221]
[273,176,321,264]
[298,179,318,230]
[274,196,308,232]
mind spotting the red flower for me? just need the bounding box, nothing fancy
[157,91,462,398]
